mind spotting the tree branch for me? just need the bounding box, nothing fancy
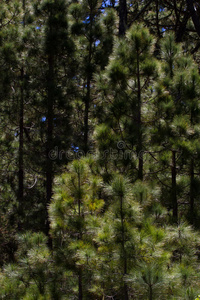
[131,0,153,23]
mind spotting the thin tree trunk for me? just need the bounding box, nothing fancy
[190,106,195,223]
[156,0,161,38]
[119,0,127,36]
[46,12,54,246]
[78,170,83,299]
[23,0,26,25]
[171,150,178,222]
[84,80,90,154]
[136,51,143,181]
[18,67,24,219]
[78,171,81,219]
[84,12,93,153]
[149,284,153,300]
[18,0,26,224]
[120,196,129,300]
[176,12,190,42]
[190,158,194,223]
[78,269,83,300]
[84,69,91,154]
[46,52,54,235]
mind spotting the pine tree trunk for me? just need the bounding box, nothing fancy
[176,12,190,42]
[190,107,195,223]
[136,51,143,181]
[171,150,178,222]
[84,12,93,153]
[84,82,90,154]
[78,269,83,300]
[120,196,129,300]
[190,158,194,223]
[156,0,161,38]
[78,171,83,299]
[46,52,54,238]
[18,67,24,219]
[18,0,26,224]
[78,171,81,219]
[46,15,54,245]
[119,0,127,36]
[149,284,153,300]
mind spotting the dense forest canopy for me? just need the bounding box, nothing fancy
[1,0,200,299]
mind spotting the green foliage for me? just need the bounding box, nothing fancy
[0,232,52,299]
[1,1,200,299]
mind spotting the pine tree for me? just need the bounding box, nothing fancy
[96,23,158,180]
[69,0,116,152]
[95,174,142,299]
[27,0,76,236]
[49,158,104,299]
[151,33,200,224]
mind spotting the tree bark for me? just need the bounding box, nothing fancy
[171,150,178,223]
[136,51,143,181]
[84,11,94,153]
[149,284,153,300]
[46,51,54,220]
[84,79,90,154]
[190,159,194,223]
[78,170,83,299]
[78,269,83,300]
[46,10,54,246]
[176,12,190,42]
[119,0,127,36]
[18,0,26,224]
[156,0,161,38]
[120,195,128,300]
[18,67,24,220]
